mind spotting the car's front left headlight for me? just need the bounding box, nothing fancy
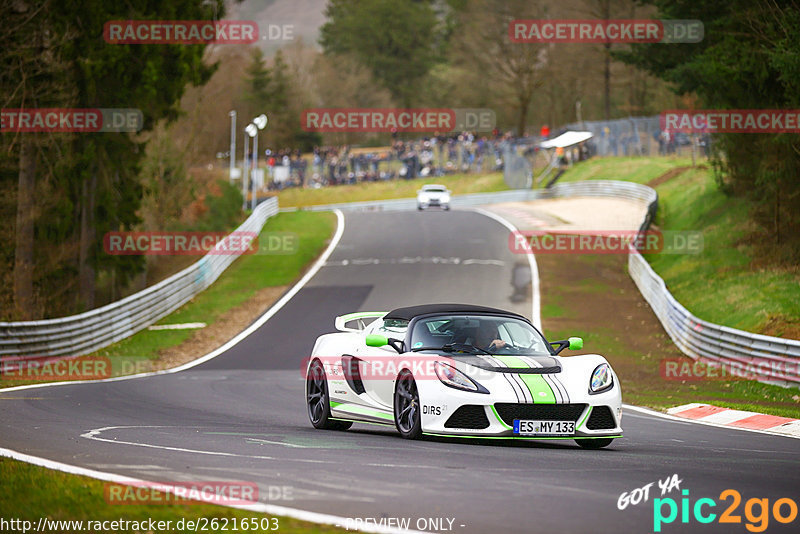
[589,363,613,394]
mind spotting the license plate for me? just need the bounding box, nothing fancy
[513,420,575,435]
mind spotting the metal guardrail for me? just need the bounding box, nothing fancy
[282,181,655,213]
[288,181,799,387]
[4,180,797,387]
[0,197,279,363]
[283,189,540,213]
[612,184,800,387]
[628,248,800,387]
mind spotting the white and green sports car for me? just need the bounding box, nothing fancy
[305,304,622,448]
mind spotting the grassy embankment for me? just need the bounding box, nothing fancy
[277,170,506,208]
[0,211,335,388]
[540,156,799,417]
[0,457,345,533]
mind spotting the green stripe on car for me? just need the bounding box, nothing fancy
[490,405,512,430]
[493,356,556,403]
[333,403,394,421]
[577,407,592,430]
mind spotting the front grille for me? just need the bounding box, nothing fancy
[586,406,616,430]
[444,405,490,429]
[494,403,587,426]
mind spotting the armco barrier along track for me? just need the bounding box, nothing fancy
[0,198,279,364]
[628,252,800,387]
[3,183,798,387]
[288,180,800,387]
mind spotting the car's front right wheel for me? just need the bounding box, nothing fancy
[306,359,352,431]
[394,370,422,439]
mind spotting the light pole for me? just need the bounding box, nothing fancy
[245,123,257,211]
[248,114,268,210]
[242,129,250,211]
[228,110,237,184]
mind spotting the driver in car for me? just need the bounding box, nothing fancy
[473,323,507,352]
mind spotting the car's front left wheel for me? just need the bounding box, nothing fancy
[306,359,352,430]
[394,370,422,439]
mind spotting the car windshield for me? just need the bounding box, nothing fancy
[374,318,409,337]
[423,187,446,192]
[409,315,551,355]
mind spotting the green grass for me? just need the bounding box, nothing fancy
[547,323,800,419]
[0,457,344,533]
[540,302,570,319]
[0,211,335,387]
[101,211,335,362]
[278,155,694,208]
[538,154,800,415]
[162,211,334,325]
[555,155,799,334]
[644,167,800,334]
[555,155,694,184]
[277,171,507,208]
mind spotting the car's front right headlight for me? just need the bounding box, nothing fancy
[435,362,486,393]
[589,363,613,393]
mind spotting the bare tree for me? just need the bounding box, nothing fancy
[451,0,550,136]
[579,0,636,120]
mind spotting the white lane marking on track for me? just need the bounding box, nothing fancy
[79,426,324,463]
[470,207,542,329]
[89,464,165,469]
[0,209,346,394]
[80,425,448,469]
[0,446,424,534]
[245,438,310,449]
[0,208,448,534]
[462,258,505,266]
[148,322,206,330]
[622,404,800,440]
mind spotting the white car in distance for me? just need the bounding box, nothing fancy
[417,184,451,211]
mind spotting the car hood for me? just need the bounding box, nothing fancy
[454,354,561,374]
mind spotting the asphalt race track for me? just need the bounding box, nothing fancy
[1,210,798,533]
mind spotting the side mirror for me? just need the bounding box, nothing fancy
[568,336,583,350]
[365,334,404,353]
[550,336,584,354]
[365,334,388,347]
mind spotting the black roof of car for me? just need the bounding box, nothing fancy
[384,304,528,322]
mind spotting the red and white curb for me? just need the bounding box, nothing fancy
[667,403,800,438]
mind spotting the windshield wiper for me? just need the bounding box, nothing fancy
[411,343,492,355]
[443,343,493,355]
